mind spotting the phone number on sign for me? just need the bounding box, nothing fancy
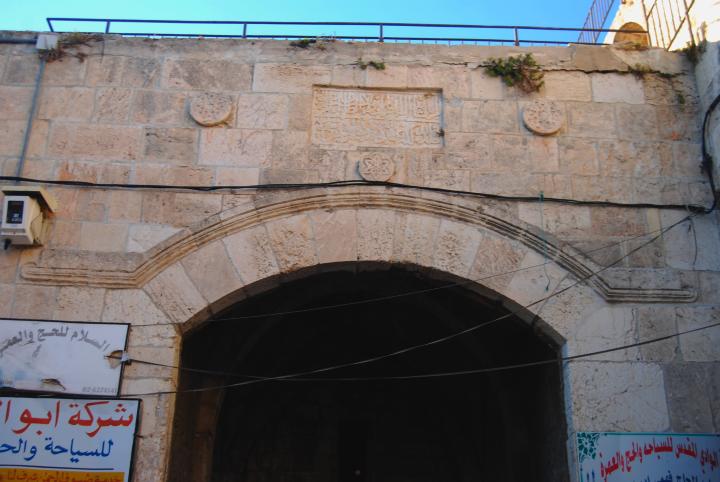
[82,386,116,394]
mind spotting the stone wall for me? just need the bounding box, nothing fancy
[0,33,719,481]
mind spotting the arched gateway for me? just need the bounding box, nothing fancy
[22,188,688,481]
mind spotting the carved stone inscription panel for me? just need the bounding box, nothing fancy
[311,87,442,149]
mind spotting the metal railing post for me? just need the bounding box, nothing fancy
[514,27,520,45]
[105,21,111,33]
[242,23,247,38]
[379,24,384,42]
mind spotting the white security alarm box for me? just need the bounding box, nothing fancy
[0,186,57,247]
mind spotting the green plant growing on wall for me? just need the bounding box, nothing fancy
[681,39,707,65]
[355,58,386,70]
[38,32,103,63]
[289,37,335,50]
[483,53,544,93]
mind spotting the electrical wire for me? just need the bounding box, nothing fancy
[117,320,720,384]
[115,215,693,396]
[0,175,713,213]
[131,214,692,327]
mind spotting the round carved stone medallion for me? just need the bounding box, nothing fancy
[190,92,234,127]
[358,153,395,182]
[522,100,564,136]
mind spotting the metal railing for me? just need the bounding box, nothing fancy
[578,0,618,43]
[643,0,695,49]
[46,18,646,46]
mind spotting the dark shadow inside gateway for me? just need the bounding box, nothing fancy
[169,265,569,482]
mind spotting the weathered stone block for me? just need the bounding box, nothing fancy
[108,190,143,223]
[103,289,172,325]
[79,222,129,252]
[216,167,260,186]
[266,214,318,272]
[365,64,407,89]
[615,104,659,141]
[558,137,598,175]
[567,102,617,138]
[144,262,209,324]
[162,59,251,91]
[141,192,223,226]
[143,127,198,163]
[131,90,187,125]
[48,124,142,160]
[0,86,33,119]
[462,100,518,133]
[570,361,669,431]
[591,73,644,104]
[664,363,717,432]
[53,287,105,322]
[432,220,481,277]
[127,224,181,253]
[36,87,94,121]
[469,69,504,100]
[357,209,395,262]
[542,71,591,101]
[181,240,244,310]
[527,137,559,172]
[199,128,272,167]
[43,57,87,86]
[12,284,57,319]
[634,306,678,362]
[271,130,309,168]
[676,306,720,362]
[253,63,331,93]
[3,55,39,84]
[236,93,289,130]
[87,56,161,88]
[93,87,133,122]
[310,209,357,264]
[0,248,20,283]
[392,213,440,266]
[223,225,280,286]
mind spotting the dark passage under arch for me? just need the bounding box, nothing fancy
[169,264,569,482]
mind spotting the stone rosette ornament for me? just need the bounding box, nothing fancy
[358,153,395,182]
[522,100,564,135]
[190,92,234,126]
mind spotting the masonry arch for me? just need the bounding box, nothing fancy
[167,262,570,482]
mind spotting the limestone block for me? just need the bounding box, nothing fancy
[144,262,209,324]
[542,71,591,101]
[48,124,142,161]
[570,306,638,361]
[462,100,518,133]
[634,306,679,362]
[130,434,167,481]
[131,90,187,125]
[143,127,198,163]
[672,142,704,178]
[199,128,273,167]
[663,363,717,432]
[571,175,633,203]
[223,225,280,286]
[288,94,312,130]
[569,362,669,432]
[432,65,471,99]
[93,87,132,122]
[365,64,407,89]
[271,130,309,168]
[0,86,33,119]
[331,65,365,87]
[79,222,129,253]
[469,69,504,100]
[253,63,331,93]
[136,165,213,187]
[661,211,720,270]
[656,106,701,142]
[53,287,105,322]
[357,209,395,262]
[421,169,469,190]
[181,240,244,311]
[0,248,20,283]
[615,104,659,141]
[259,168,318,184]
[590,207,646,237]
[12,284,57,319]
[490,134,529,172]
[597,140,671,177]
[558,137,598,175]
[43,56,86,86]
[567,102,617,138]
[536,282,602,343]
[310,209,358,264]
[0,120,25,156]
[38,87,95,120]
[503,250,566,308]
[121,377,175,396]
[3,55,39,84]
[108,190,143,223]
[591,73,644,104]
[266,214,318,272]
[432,220,481,277]
[50,220,82,249]
[142,192,223,226]
[527,137,559,172]
[392,213,440,267]
[518,203,591,237]
[216,167,260,186]
[675,306,720,362]
[57,160,131,185]
[468,232,526,295]
[87,56,160,88]
[127,224,182,253]
[0,283,15,317]
[162,59,251,91]
[236,93,289,130]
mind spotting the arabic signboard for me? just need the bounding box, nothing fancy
[577,432,720,482]
[0,396,140,482]
[0,319,129,396]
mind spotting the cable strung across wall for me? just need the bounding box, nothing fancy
[0,175,714,213]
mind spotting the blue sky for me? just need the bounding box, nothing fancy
[2,0,618,44]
